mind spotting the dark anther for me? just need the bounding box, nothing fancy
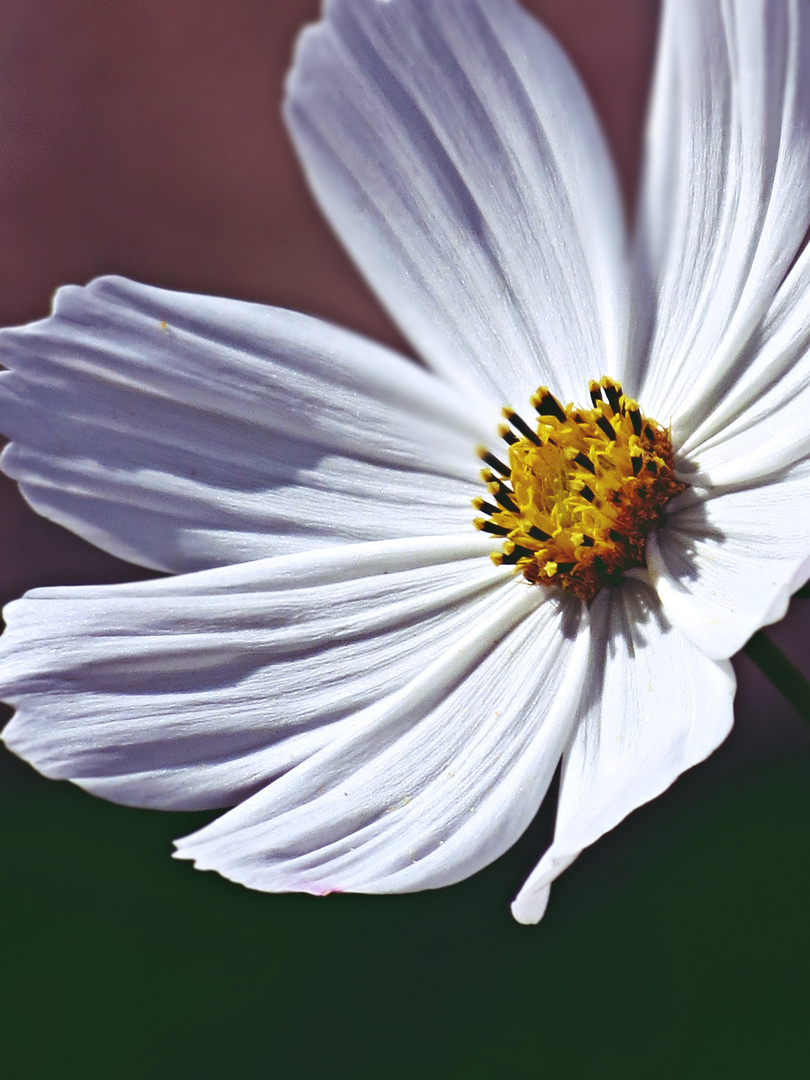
[647,459,658,475]
[581,535,595,547]
[528,525,552,542]
[480,450,511,477]
[512,545,534,559]
[589,385,603,406]
[644,425,655,440]
[477,500,501,517]
[502,545,534,564]
[481,520,511,536]
[631,456,642,476]
[535,391,566,422]
[609,529,624,542]
[501,430,519,446]
[596,416,616,441]
[492,484,519,514]
[505,409,541,445]
[580,485,595,502]
[555,562,576,574]
[574,452,596,474]
[604,383,621,415]
[629,408,642,437]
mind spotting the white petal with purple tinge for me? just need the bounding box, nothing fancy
[0,276,494,574]
[0,535,512,811]
[512,580,735,924]
[285,0,628,410]
[634,0,810,436]
[647,457,810,660]
[676,246,810,487]
[173,583,589,896]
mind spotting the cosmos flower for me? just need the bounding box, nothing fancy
[1,0,810,924]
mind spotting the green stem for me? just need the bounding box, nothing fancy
[743,632,810,725]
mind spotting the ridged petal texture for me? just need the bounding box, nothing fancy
[1,540,593,895]
[512,580,736,924]
[635,0,810,440]
[0,277,495,573]
[647,458,810,661]
[636,0,810,651]
[173,582,588,895]
[284,0,629,410]
[0,0,809,921]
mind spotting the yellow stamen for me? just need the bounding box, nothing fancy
[473,378,685,601]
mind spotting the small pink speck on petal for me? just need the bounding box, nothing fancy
[298,881,341,897]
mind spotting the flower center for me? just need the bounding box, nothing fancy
[473,377,685,602]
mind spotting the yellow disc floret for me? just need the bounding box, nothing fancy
[473,377,685,602]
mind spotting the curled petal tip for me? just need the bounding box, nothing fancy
[511,884,551,925]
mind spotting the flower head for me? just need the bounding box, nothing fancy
[1,0,809,922]
[475,377,685,599]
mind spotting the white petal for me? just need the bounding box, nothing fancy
[0,535,507,811]
[174,585,591,896]
[676,242,810,486]
[634,0,810,438]
[646,459,810,661]
[285,0,628,410]
[512,579,735,924]
[0,276,496,573]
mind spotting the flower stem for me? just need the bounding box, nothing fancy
[743,632,810,725]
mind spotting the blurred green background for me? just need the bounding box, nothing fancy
[1,1,809,1076]
[3,661,810,1079]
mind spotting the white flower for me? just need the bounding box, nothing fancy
[1,0,810,924]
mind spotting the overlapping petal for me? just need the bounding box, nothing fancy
[634,0,810,438]
[285,0,628,410]
[676,246,810,486]
[0,276,495,573]
[0,535,514,811]
[173,583,589,896]
[0,0,806,926]
[647,457,810,660]
[512,580,735,924]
